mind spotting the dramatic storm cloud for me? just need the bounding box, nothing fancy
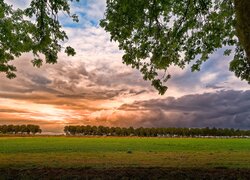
[0,1,249,133]
[117,90,250,129]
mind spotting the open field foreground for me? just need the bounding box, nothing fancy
[0,137,250,179]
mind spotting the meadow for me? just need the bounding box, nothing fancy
[0,136,250,169]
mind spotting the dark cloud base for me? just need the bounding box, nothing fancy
[117,90,250,129]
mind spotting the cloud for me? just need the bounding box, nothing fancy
[166,48,249,95]
[205,84,225,90]
[5,0,31,9]
[114,90,250,129]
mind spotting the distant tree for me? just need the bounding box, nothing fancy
[26,124,33,134]
[13,125,19,134]
[30,125,42,134]
[85,125,92,135]
[68,126,77,135]
[7,125,14,134]
[0,125,8,134]
[127,127,135,136]
[63,125,250,137]
[92,126,98,135]
[76,126,82,135]
[20,125,28,134]
[64,126,69,135]
[110,127,116,136]
[0,124,41,134]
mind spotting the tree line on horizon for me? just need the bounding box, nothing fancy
[64,125,250,137]
[0,125,42,134]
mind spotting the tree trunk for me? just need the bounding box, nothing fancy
[234,0,250,61]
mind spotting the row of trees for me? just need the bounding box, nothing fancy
[0,125,42,134]
[64,125,250,137]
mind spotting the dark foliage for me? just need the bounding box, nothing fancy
[1,1,249,94]
[64,125,250,137]
[0,124,42,134]
[101,0,250,94]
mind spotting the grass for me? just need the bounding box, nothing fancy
[0,137,250,169]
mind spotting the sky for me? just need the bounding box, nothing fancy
[0,0,250,133]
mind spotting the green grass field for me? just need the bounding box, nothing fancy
[0,137,250,169]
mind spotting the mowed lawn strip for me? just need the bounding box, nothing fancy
[0,137,249,168]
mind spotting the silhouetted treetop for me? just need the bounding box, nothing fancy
[0,0,78,78]
[100,0,250,94]
[0,124,42,134]
[1,0,250,94]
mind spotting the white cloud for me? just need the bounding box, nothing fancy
[200,73,218,83]
[5,0,31,9]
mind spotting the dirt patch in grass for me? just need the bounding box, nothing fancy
[0,167,250,179]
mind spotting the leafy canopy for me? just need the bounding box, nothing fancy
[0,0,249,94]
[0,0,78,78]
[100,0,250,94]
